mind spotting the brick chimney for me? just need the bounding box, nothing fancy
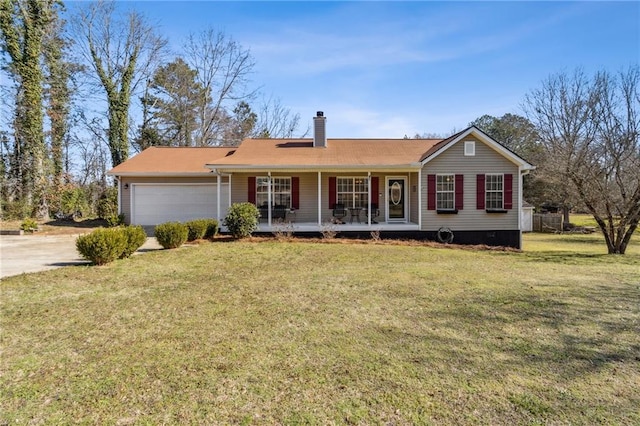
[313,111,326,148]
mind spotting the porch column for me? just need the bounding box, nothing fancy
[228,174,232,216]
[367,172,371,226]
[418,169,422,228]
[317,171,322,226]
[216,173,221,220]
[267,172,272,226]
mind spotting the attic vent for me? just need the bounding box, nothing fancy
[464,141,475,156]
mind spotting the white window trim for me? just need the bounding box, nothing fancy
[464,140,475,156]
[336,176,369,209]
[485,173,504,210]
[436,174,455,211]
[256,176,292,208]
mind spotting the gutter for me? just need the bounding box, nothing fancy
[204,164,423,172]
[106,172,216,177]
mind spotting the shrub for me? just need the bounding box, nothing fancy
[223,203,260,239]
[203,219,219,239]
[60,187,89,219]
[3,200,31,220]
[97,187,118,219]
[76,228,127,265]
[185,219,209,241]
[20,218,39,233]
[120,226,147,258]
[155,222,188,249]
[106,213,125,227]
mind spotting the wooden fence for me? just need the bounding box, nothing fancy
[532,214,563,233]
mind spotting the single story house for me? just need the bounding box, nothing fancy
[108,112,534,248]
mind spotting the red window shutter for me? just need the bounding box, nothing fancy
[371,177,379,205]
[329,176,336,208]
[504,174,513,209]
[291,177,300,209]
[476,174,485,210]
[248,176,256,205]
[455,174,464,210]
[427,174,436,210]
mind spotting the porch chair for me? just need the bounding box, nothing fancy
[258,203,269,221]
[272,205,287,220]
[332,203,347,224]
[366,203,380,224]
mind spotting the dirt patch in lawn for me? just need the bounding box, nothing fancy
[0,218,108,236]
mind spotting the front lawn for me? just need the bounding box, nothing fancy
[1,234,638,424]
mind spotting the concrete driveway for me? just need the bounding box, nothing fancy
[0,234,161,279]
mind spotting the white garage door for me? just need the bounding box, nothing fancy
[131,184,229,225]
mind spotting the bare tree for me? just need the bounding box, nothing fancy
[253,96,306,139]
[71,0,166,167]
[524,67,640,254]
[183,28,255,146]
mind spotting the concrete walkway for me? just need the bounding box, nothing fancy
[0,234,161,279]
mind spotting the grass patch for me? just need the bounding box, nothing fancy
[1,234,639,424]
[567,213,599,228]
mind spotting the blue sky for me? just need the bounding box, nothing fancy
[70,1,639,138]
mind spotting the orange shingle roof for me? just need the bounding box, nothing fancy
[108,139,448,175]
[208,138,444,169]
[108,146,235,175]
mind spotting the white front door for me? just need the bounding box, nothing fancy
[386,177,408,222]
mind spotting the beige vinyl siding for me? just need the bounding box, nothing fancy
[120,176,222,224]
[421,135,520,231]
[409,172,419,223]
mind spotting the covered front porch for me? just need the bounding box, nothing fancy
[212,169,423,231]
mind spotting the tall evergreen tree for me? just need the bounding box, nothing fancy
[144,58,207,147]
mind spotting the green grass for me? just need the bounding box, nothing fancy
[567,213,599,228]
[1,234,639,424]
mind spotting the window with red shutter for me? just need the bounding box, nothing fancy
[371,176,379,206]
[291,177,300,209]
[248,176,256,205]
[455,174,464,210]
[427,174,436,210]
[476,174,485,210]
[328,176,336,208]
[504,174,513,210]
